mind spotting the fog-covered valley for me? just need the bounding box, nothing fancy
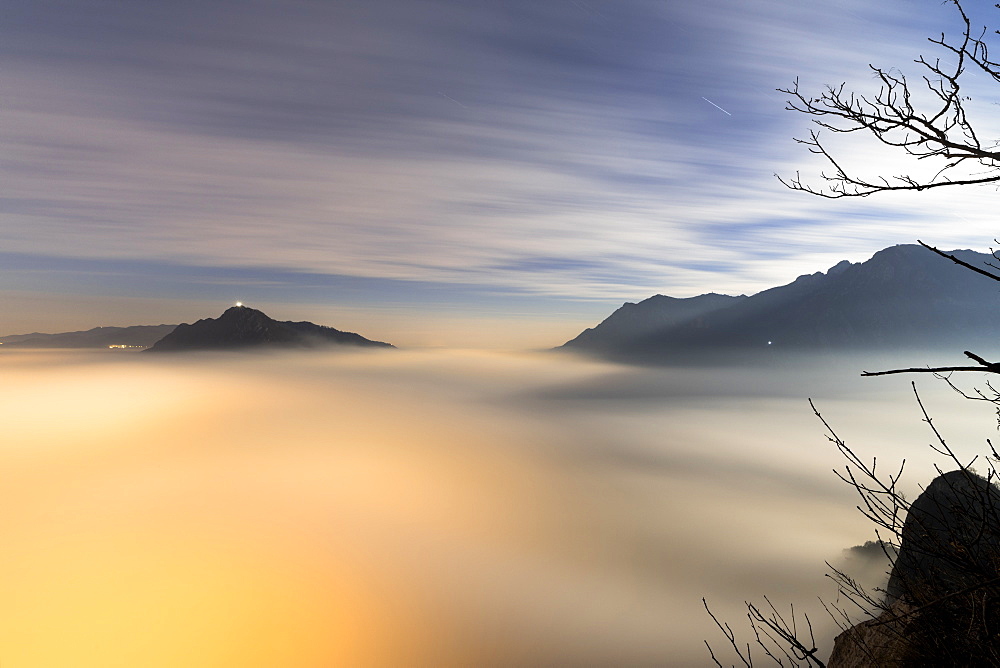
[2,346,995,666]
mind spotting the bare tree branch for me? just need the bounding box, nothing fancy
[707,1,1000,659]
[861,365,993,377]
[863,351,1000,377]
[778,0,1000,197]
[918,240,1000,283]
[704,598,754,668]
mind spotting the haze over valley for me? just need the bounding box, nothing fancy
[5,344,996,665]
[7,245,1000,664]
[8,0,1000,664]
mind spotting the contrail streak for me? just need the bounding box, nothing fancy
[701,97,732,116]
[438,91,468,109]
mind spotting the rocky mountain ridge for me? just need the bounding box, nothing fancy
[146,305,393,352]
[1,306,393,352]
[561,244,1000,361]
[0,324,176,349]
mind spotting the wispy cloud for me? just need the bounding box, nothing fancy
[2,0,996,332]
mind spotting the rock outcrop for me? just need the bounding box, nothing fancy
[829,470,1000,666]
[827,601,913,668]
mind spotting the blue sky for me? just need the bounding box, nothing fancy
[4,0,1000,346]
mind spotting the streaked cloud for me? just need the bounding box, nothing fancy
[2,0,996,338]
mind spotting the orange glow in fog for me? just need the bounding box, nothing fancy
[0,348,899,665]
[0,350,559,667]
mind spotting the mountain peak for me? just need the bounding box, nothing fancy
[217,304,273,326]
[560,292,747,351]
[220,303,263,316]
[147,306,393,352]
[826,260,854,276]
[560,244,1000,361]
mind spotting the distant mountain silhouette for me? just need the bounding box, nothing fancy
[563,293,746,352]
[146,305,393,352]
[0,324,176,349]
[560,244,1000,362]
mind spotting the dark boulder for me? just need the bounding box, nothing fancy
[830,470,1000,666]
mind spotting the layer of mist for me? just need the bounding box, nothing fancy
[1,347,995,666]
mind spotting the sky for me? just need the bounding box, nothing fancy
[5,0,1000,347]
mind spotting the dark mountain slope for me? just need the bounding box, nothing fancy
[561,293,746,353]
[562,245,1000,362]
[0,324,176,348]
[146,306,393,352]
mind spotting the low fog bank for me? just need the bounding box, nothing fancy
[0,347,994,666]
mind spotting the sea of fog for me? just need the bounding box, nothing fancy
[1,346,997,666]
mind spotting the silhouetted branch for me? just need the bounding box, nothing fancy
[778,0,1000,197]
[868,574,1000,628]
[919,240,1000,283]
[709,383,1000,664]
[862,365,990,377]
[746,598,827,667]
[704,598,753,668]
[711,0,1000,659]
[863,351,1000,377]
